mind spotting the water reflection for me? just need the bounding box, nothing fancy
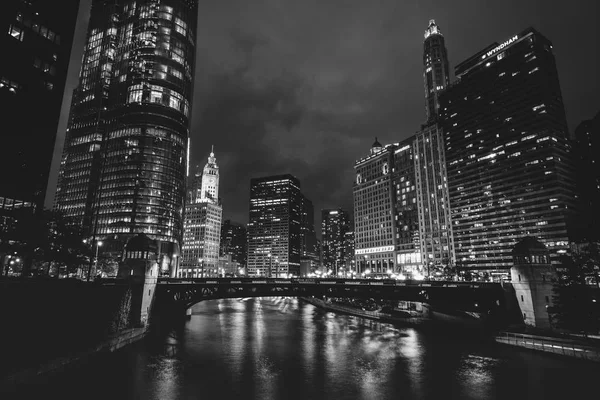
[11,297,600,400]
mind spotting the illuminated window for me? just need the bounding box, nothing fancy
[8,25,24,41]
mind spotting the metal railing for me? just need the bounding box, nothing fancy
[496,331,600,362]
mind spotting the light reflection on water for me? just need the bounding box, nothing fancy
[10,297,600,400]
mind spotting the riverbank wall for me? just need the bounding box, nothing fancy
[0,278,149,388]
[0,326,148,391]
[494,331,600,362]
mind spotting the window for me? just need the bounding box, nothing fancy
[518,274,521,282]
[8,25,24,41]
[545,296,549,303]
[521,295,524,302]
[523,312,526,320]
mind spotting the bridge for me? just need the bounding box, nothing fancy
[153,277,506,316]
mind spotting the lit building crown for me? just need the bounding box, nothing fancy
[424,19,442,39]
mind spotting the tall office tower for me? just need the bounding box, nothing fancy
[247,174,303,277]
[440,28,577,276]
[0,0,80,213]
[423,19,450,123]
[343,230,355,272]
[220,219,247,267]
[53,0,198,271]
[321,208,350,273]
[392,139,423,276]
[574,111,600,241]
[180,150,222,277]
[354,139,423,277]
[415,20,455,275]
[301,196,318,260]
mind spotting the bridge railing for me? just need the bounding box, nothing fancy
[496,331,600,362]
[157,277,500,290]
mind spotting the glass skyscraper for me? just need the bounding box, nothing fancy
[53,0,198,270]
[1,0,80,212]
[321,208,351,273]
[247,174,303,277]
[440,27,577,275]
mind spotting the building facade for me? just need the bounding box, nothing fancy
[415,20,456,275]
[247,174,303,277]
[1,0,80,212]
[354,139,399,277]
[53,0,198,272]
[440,28,577,275]
[574,111,600,242]
[423,19,450,124]
[180,149,222,277]
[220,219,247,268]
[321,208,351,274]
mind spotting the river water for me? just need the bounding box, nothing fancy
[9,297,600,400]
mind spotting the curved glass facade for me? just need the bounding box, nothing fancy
[54,0,197,257]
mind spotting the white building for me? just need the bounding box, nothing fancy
[180,148,222,277]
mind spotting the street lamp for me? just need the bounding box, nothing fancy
[88,240,103,281]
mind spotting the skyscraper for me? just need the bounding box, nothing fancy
[220,219,247,267]
[53,0,198,271]
[354,139,403,278]
[353,20,455,279]
[180,149,222,277]
[423,19,450,124]
[301,196,318,260]
[440,28,577,275]
[247,174,303,277]
[321,208,350,273]
[1,0,80,212]
[415,20,455,273]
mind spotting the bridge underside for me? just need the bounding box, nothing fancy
[154,283,505,316]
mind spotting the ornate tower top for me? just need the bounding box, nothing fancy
[424,19,442,39]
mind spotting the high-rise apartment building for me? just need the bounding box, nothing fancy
[247,174,303,277]
[220,219,247,267]
[1,0,80,212]
[574,111,600,242]
[321,208,350,273]
[53,0,198,271]
[180,150,222,277]
[440,27,577,275]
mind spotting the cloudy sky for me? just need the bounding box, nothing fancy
[47,0,599,232]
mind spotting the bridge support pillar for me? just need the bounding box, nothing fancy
[510,237,557,330]
[117,234,160,327]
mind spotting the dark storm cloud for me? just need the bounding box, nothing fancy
[49,0,600,230]
[188,0,599,228]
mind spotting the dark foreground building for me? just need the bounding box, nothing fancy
[247,175,304,277]
[53,0,198,273]
[440,27,577,275]
[0,0,80,212]
[574,111,600,242]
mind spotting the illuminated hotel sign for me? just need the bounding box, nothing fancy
[481,35,518,59]
[355,246,394,255]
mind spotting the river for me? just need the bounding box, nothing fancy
[8,297,600,400]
